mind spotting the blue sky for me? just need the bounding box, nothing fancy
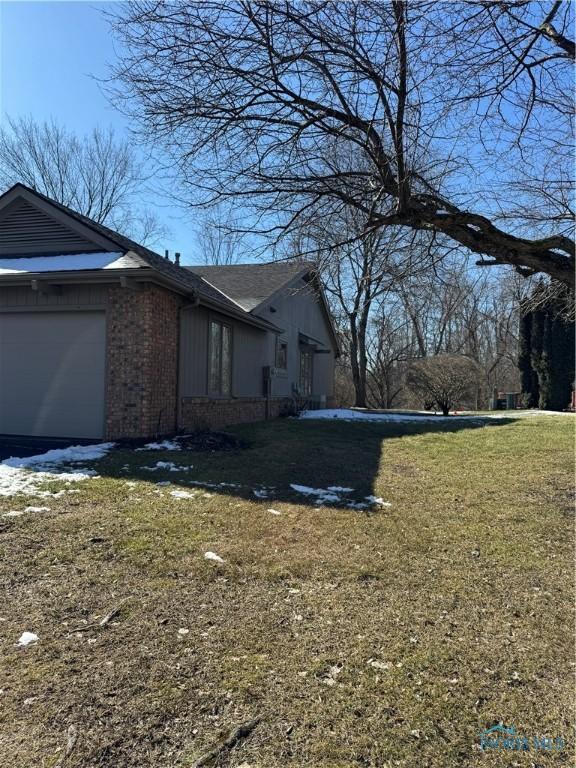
[0,1,199,259]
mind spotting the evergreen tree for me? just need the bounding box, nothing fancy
[518,305,538,407]
[518,283,575,411]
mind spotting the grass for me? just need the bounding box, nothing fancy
[0,415,573,767]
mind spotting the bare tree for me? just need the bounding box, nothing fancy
[407,355,480,416]
[298,200,424,407]
[109,1,574,287]
[326,259,523,410]
[195,204,244,265]
[0,115,165,246]
[365,309,413,409]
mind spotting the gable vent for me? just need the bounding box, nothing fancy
[0,198,101,256]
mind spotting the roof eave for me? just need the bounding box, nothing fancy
[197,295,283,333]
[0,268,284,332]
[250,267,341,355]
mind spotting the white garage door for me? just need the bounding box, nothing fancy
[0,311,106,439]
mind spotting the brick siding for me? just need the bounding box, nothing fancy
[179,396,291,432]
[105,284,182,439]
[104,284,312,439]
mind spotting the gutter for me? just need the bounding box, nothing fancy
[0,268,283,333]
[195,296,284,333]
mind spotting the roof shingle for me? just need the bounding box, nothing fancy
[186,262,312,311]
[0,183,242,311]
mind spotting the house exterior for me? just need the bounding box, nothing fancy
[0,183,338,440]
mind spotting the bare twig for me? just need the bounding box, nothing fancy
[55,725,78,767]
[189,716,262,768]
[69,600,127,633]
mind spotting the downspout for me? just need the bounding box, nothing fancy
[177,292,201,431]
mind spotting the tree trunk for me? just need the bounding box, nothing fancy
[349,312,367,407]
[349,313,366,408]
[356,306,370,408]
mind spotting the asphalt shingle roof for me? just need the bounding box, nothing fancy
[186,262,312,311]
[1,184,241,312]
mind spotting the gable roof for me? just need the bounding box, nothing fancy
[0,183,338,344]
[0,184,285,332]
[187,262,312,311]
[0,183,239,309]
[188,261,340,353]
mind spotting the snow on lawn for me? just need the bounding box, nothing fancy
[301,408,574,423]
[481,409,573,418]
[0,443,114,498]
[290,483,391,509]
[142,461,192,472]
[169,490,197,500]
[290,484,342,504]
[204,551,225,563]
[17,632,39,647]
[136,439,181,451]
[300,409,479,423]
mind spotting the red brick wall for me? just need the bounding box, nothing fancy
[105,284,182,439]
[179,397,290,432]
[103,282,326,438]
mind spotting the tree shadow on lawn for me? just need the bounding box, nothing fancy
[94,416,517,511]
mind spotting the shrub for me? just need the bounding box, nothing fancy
[407,355,480,416]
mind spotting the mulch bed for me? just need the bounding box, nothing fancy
[115,430,248,453]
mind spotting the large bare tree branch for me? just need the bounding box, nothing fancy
[108,1,575,288]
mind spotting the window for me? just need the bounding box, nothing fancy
[209,320,232,396]
[299,349,313,396]
[275,339,288,371]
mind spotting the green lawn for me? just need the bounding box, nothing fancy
[0,415,573,767]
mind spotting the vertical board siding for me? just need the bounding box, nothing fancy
[179,306,269,397]
[179,279,335,400]
[0,283,109,308]
[179,305,209,396]
[265,280,335,398]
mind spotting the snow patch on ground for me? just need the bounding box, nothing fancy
[17,632,39,647]
[2,443,114,469]
[143,461,192,472]
[204,551,225,563]
[290,483,391,509]
[169,490,196,499]
[0,443,114,499]
[136,440,181,451]
[481,409,573,418]
[301,408,574,423]
[300,409,480,423]
[364,495,392,507]
[290,484,341,505]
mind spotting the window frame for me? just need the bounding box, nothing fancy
[275,337,288,372]
[299,347,314,397]
[208,317,233,397]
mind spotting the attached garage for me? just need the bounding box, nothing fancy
[0,183,338,441]
[0,311,106,439]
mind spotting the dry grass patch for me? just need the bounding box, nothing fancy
[0,415,573,767]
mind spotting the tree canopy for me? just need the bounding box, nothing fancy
[109,0,574,287]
